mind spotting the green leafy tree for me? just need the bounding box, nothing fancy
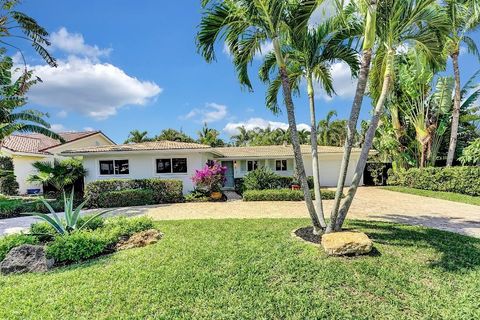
[197,123,225,147]
[155,128,195,143]
[124,130,151,144]
[443,0,480,166]
[198,0,324,234]
[459,138,480,165]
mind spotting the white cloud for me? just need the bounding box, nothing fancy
[50,27,112,61]
[223,41,273,60]
[223,117,310,136]
[83,127,95,131]
[309,0,350,28]
[50,123,68,132]
[315,62,357,101]
[182,102,228,123]
[26,57,162,120]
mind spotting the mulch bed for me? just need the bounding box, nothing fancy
[294,226,320,244]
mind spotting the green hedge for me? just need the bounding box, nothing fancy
[243,189,337,201]
[0,197,82,219]
[85,178,183,208]
[387,166,480,196]
[235,175,315,194]
[97,189,155,208]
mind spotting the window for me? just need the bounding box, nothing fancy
[156,158,188,174]
[247,160,258,171]
[99,160,129,175]
[275,159,288,171]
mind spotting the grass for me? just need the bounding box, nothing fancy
[382,186,480,206]
[1,219,480,319]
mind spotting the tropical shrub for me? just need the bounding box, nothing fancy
[46,231,109,263]
[191,160,226,193]
[387,166,480,196]
[236,172,315,194]
[29,190,110,235]
[97,189,155,208]
[0,156,19,196]
[243,189,337,201]
[184,189,210,202]
[0,234,39,261]
[85,178,183,208]
[459,139,480,166]
[30,215,105,242]
[100,216,155,245]
[27,158,86,192]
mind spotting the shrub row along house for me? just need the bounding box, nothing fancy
[61,140,363,194]
[0,131,115,194]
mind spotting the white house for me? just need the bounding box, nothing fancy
[0,131,115,194]
[61,140,363,194]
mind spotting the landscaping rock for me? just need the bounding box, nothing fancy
[0,244,54,275]
[116,229,163,251]
[321,231,373,256]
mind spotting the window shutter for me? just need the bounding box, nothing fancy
[287,159,294,171]
[240,160,247,172]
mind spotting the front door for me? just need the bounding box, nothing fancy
[222,161,235,189]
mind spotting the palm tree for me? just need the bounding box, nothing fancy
[155,128,195,143]
[231,126,251,146]
[259,19,359,228]
[330,0,378,228]
[0,0,56,67]
[197,0,324,234]
[27,158,86,192]
[318,110,338,145]
[444,0,480,166]
[124,130,151,144]
[330,0,449,232]
[0,55,62,141]
[197,123,225,147]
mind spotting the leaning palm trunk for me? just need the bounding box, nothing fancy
[329,1,377,232]
[273,39,323,234]
[446,51,461,166]
[332,52,393,231]
[307,74,326,228]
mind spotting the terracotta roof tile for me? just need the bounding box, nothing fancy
[62,140,212,154]
[213,145,360,158]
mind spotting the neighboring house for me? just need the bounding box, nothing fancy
[62,141,363,194]
[0,131,115,194]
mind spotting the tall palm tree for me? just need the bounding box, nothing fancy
[197,122,225,147]
[124,130,151,144]
[259,20,359,228]
[231,126,251,146]
[197,0,324,233]
[155,128,195,143]
[330,0,449,232]
[444,0,480,166]
[0,55,61,140]
[330,0,378,231]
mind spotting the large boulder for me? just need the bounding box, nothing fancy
[116,229,163,251]
[1,244,54,275]
[321,231,373,256]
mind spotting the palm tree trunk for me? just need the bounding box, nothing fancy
[329,1,377,232]
[307,74,326,228]
[273,39,322,234]
[446,52,461,167]
[332,52,393,232]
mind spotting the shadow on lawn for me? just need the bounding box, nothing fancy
[351,219,480,273]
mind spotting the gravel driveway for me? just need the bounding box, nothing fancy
[1,187,479,237]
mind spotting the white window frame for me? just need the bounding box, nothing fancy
[98,159,130,176]
[155,157,188,174]
[275,159,288,171]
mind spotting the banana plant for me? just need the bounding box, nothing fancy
[26,189,111,235]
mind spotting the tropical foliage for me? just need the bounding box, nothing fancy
[27,158,86,192]
[459,138,480,165]
[124,130,152,143]
[191,160,227,193]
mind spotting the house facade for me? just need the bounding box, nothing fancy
[62,141,363,193]
[0,131,115,194]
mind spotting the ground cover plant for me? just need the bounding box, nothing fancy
[0,219,479,319]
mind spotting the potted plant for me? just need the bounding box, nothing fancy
[191,160,227,200]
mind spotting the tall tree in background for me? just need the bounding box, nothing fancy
[444,0,480,166]
[260,19,359,228]
[197,123,225,146]
[155,128,195,143]
[330,0,448,232]
[124,130,151,144]
[198,0,325,234]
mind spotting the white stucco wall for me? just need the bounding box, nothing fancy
[83,151,213,193]
[12,155,52,194]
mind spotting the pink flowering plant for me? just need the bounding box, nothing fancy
[191,160,227,193]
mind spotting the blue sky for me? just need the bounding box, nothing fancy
[13,0,480,144]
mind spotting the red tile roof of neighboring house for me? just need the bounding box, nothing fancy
[0,131,108,155]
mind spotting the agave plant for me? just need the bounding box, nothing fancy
[27,189,110,235]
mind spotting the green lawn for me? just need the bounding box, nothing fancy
[382,186,480,206]
[1,219,479,319]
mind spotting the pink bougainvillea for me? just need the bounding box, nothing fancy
[191,160,227,192]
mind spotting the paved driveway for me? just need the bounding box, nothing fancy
[1,187,479,237]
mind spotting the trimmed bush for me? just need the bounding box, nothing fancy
[85,178,183,208]
[46,231,109,263]
[97,189,155,208]
[237,169,315,195]
[0,234,39,261]
[387,166,480,196]
[0,156,19,196]
[30,215,105,242]
[243,189,337,201]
